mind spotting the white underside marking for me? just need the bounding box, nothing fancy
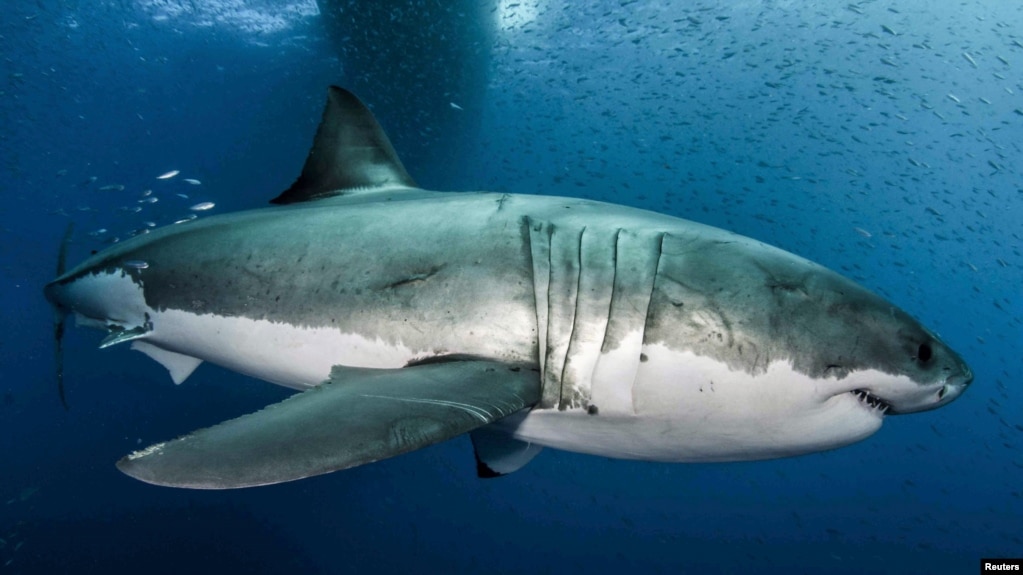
[146,308,425,389]
[505,344,886,462]
[589,330,643,415]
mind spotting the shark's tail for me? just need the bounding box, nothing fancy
[53,222,74,410]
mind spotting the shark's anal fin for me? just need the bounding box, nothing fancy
[130,341,203,385]
[116,360,542,489]
[270,86,416,205]
[470,425,543,478]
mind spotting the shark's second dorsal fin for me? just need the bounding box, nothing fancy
[270,86,416,205]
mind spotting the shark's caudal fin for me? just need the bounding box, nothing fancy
[270,86,416,205]
[117,361,541,489]
[53,222,74,411]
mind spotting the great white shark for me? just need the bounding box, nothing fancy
[45,87,973,489]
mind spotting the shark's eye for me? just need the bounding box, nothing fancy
[917,342,933,363]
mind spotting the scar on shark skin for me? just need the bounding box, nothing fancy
[382,265,444,290]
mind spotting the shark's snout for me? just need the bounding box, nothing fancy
[940,361,973,404]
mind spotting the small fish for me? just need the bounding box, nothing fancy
[962,52,978,68]
[946,93,960,103]
[123,260,149,270]
[881,24,897,36]
[854,227,872,238]
[157,170,180,180]
[173,214,198,225]
[138,197,159,204]
[176,193,189,199]
[140,189,153,197]
[87,228,108,237]
[119,206,143,213]
[190,202,215,211]
[17,486,39,501]
[183,178,202,185]
[450,102,463,111]
[99,184,125,192]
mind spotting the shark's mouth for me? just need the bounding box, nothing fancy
[851,389,892,415]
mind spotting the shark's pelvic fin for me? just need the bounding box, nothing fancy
[116,360,541,489]
[470,425,543,478]
[270,86,416,205]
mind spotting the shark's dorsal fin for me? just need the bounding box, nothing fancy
[270,86,416,205]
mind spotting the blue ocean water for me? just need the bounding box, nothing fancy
[1,1,1020,573]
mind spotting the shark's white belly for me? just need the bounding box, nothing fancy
[506,344,883,462]
[145,308,423,388]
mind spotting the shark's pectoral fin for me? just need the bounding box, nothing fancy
[116,360,541,489]
[470,424,543,478]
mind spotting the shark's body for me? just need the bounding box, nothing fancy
[46,87,972,489]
